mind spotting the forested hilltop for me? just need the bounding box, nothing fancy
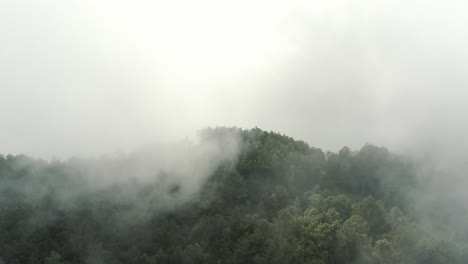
[0,127,466,264]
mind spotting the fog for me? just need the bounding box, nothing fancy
[3,0,468,223]
[0,129,241,229]
[1,0,467,159]
[3,2,468,262]
[2,0,468,215]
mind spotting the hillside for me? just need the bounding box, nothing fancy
[0,127,464,264]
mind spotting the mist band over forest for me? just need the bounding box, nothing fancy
[1,128,466,263]
[2,1,468,263]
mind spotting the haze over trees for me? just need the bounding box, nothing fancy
[0,127,465,264]
[3,0,468,263]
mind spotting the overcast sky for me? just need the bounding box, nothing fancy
[1,0,468,158]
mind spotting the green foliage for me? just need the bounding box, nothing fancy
[0,127,462,263]
[44,251,64,264]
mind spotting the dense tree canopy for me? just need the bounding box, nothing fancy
[0,127,465,263]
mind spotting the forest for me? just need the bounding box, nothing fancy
[0,127,466,264]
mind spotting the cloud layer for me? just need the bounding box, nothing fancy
[1,0,468,159]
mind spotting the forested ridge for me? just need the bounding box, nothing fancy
[0,127,465,263]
